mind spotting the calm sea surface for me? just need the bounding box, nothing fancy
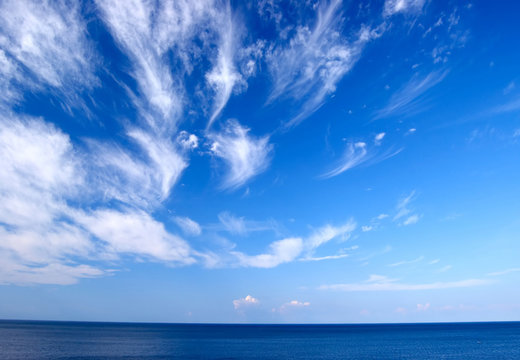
[0,321,519,359]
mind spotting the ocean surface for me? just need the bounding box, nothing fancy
[0,321,519,359]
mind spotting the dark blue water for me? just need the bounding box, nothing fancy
[0,321,519,359]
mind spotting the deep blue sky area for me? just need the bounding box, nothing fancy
[0,0,519,323]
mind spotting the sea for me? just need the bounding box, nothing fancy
[0,321,519,359]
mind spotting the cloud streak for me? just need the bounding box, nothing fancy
[267,0,384,126]
[320,275,490,291]
[375,71,447,119]
[232,237,303,268]
[389,256,424,267]
[0,0,98,107]
[210,120,272,190]
[321,140,402,179]
[174,216,202,237]
[304,219,356,256]
[383,0,426,17]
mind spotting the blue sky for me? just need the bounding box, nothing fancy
[0,0,519,323]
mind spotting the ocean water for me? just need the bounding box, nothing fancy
[0,321,519,359]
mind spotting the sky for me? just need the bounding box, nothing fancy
[0,0,519,324]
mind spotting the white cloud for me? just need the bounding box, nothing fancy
[73,208,195,264]
[0,114,198,284]
[321,142,368,178]
[394,192,414,220]
[416,302,431,311]
[173,216,202,236]
[277,300,310,312]
[513,129,520,138]
[0,261,105,286]
[490,97,520,115]
[393,191,420,225]
[94,1,227,206]
[266,0,384,126]
[487,268,520,277]
[128,129,187,200]
[375,71,447,119]
[95,0,256,131]
[210,120,272,190]
[86,141,167,207]
[299,254,350,262]
[215,212,278,236]
[0,115,101,284]
[361,225,373,232]
[218,212,247,235]
[383,0,426,17]
[0,0,98,105]
[304,219,356,255]
[232,237,303,268]
[0,115,80,230]
[300,245,358,262]
[429,259,440,265]
[374,132,386,145]
[87,132,187,207]
[389,256,424,267]
[206,3,242,128]
[321,140,401,179]
[0,49,23,104]
[320,275,491,291]
[438,265,452,273]
[233,295,259,310]
[177,131,199,150]
[403,214,420,226]
[94,0,230,206]
[96,0,187,124]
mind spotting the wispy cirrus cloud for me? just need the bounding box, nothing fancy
[383,0,426,17]
[321,142,368,178]
[0,261,106,286]
[266,0,384,127]
[209,120,273,190]
[218,212,248,235]
[487,268,520,277]
[85,136,186,208]
[321,140,402,179]
[304,219,356,256]
[389,256,424,267]
[320,275,490,291]
[206,2,242,128]
[375,70,448,119]
[0,0,98,107]
[489,96,520,115]
[393,191,421,226]
[174,216,202,237]
[93,0,220,204]
[96,0,190,125]
[231,237,303,268]
[127,129,187,201]
[300,246,359,262]
[217,212,278,236]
